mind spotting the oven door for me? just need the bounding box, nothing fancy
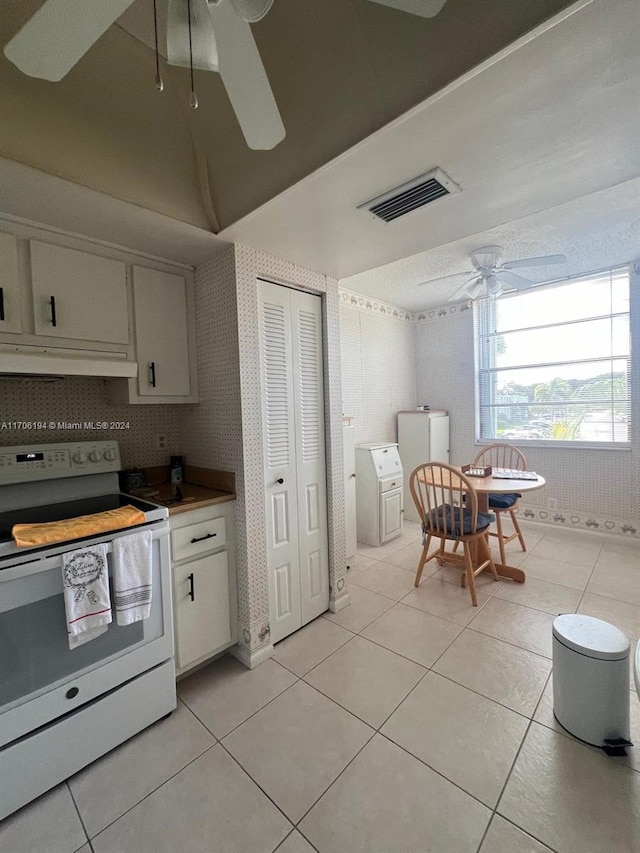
[0,522,173,748]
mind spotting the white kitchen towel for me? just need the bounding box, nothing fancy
[113,530,153,625]
[62,543,112,650]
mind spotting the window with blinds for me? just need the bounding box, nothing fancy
[475,266,631,446]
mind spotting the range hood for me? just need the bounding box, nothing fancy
[0,345,138,379]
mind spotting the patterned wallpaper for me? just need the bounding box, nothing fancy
[0,376,181,467]
[339,297,418,445]
[182,244,347,666]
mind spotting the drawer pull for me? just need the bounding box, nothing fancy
[187,572,195,601]
[190,532,217,543]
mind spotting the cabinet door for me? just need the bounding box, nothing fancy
[30,241,128,343]
[133,266,190,396]
[0,232,22,334]
[174,551,231,671]
[380,488,403,544]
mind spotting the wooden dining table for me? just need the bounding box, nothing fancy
[417,466,546,583]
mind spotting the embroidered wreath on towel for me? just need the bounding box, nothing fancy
[63,551,106,604]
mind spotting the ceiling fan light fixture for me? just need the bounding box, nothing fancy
[463,280,484,300]
[167,0,219,72]
[486,274,503,296]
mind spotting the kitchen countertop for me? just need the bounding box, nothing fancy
[126,465,236,516]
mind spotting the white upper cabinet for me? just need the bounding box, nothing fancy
[132,265,191,398]
[30,241,128,343]
[0,232,22,334]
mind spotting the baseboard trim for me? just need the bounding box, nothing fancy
[230,642,274,670]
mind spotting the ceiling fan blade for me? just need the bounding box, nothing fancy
[417,269,475,287]
[502,254,567,270]
[4,0,135,81]
[448,276,481,302]
[367,0,448,18]
[207,0,285,150]
[496,270,535,291]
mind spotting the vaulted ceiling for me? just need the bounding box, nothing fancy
[1,0,576,234]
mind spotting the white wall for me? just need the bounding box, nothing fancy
[339,291,417,445]
[414,278,640,536]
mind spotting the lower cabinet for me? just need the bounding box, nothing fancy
[170,501,237,676]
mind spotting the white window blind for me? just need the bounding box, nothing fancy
[475,266,631,446]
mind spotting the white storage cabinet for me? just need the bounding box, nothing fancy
[170,501,238,676]
[398,410,450,522]
[355,443,403,547]
[0,232,22,334]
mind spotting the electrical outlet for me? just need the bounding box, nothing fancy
[548,497,558,510]
[156,433,167,451]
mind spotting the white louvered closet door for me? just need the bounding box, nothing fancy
[258,280,329,644]
[290,288,329,627]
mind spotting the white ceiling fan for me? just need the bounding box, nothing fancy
[3,0,448,151]
[417,246,568,301]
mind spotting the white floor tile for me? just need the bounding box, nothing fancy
[499,722,640,853]
[578,592,640,641]
[587,556,640,606]
[494,575,582,615]
[223,681,372,822]
[275,830,317,853]
[300,735,490,853]
[178,656,296,739]
[480,815,555,852]
[468,597,555,658]
[402,577,492,626]
[351,560,419,600]
[361,602,462,668]
[323,584,394,633]
[91,745,291,853]
[273,616,352,676]
[520,553,594,590]
[526,532,602,570]
[382,672,528,807]
[0,785,86,853]
[304,636,425,728]
[433,629,551,717]
[69,700,215,838]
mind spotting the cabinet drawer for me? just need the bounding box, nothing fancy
[172,516,226,561]
[379,475,402,494]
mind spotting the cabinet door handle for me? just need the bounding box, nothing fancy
[187,572,195,601]
[149,361,156,388]
[50,295,57,327]
[190,532,217,543]
[276,478,284,485]
[350,473,356,478]
[0,287,4,322]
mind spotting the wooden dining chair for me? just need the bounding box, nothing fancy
[473,443,528,565]
[409,462,499,606]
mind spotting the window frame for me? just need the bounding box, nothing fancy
[474,264,632,451]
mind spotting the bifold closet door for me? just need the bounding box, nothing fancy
[258,280,329,644]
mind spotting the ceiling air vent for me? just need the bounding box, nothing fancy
[359,168,461,224]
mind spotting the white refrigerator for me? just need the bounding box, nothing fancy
[397,410,450,522]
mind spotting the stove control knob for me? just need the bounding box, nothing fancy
[89,450,102,463]
[104,449,117,461]
[73,452,87,464]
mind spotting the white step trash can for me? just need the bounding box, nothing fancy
[552,614,631,755]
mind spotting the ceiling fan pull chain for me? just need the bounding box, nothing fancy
[187,0,198,109]
[152,0,164,91]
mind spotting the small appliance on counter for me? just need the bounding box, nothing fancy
[355,442,403,547]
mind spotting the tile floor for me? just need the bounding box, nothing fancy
[2,520,639,853]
